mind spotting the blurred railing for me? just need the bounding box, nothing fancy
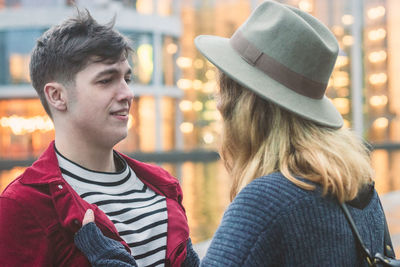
[0,150,220,171]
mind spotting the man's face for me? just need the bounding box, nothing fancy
[66,58,134,149]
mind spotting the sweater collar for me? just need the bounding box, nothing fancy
[346,182,375,209]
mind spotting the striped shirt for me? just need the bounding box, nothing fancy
[55,149,168,267]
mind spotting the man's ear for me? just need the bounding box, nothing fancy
[44,82,68,112]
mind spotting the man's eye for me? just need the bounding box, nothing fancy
[125,77,132,84]
[99,79,111,84]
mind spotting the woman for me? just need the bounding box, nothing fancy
[74,1,392,266]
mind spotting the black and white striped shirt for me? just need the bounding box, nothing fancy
[56,149,168,267]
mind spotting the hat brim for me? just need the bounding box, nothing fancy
[195,35,344,129]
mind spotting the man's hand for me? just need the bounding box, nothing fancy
[82,209,95,226]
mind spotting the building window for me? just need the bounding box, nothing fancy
[157,0,173,16]
[138,96,156,151]
[162,96,176,150]
[124,32,154,85]
[9,53,30,84]
[162,36,178,86]
[135,0,174,16]
[0,29,44,85]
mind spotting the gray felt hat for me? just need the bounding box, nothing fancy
[195,1,343,128]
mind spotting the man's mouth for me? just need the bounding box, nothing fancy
[111,110,128,116]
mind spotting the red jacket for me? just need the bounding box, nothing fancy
[0,141,189,266]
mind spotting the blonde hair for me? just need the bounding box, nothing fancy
[217,72,373,203]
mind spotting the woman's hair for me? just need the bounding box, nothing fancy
[217,71,373,203]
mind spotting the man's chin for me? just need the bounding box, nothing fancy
[113,131,128,145]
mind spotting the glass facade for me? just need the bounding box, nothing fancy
[178,0,251,150]
[1,0,178,15]
[0,30,179,87]
[136,0,175,16]
[125,32,154,85]
[0,29,44,85]
[162,36,179,86]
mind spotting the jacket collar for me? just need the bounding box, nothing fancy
[20,141,64,185]
[20,141,179,189]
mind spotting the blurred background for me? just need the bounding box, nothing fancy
[1,0,400,252]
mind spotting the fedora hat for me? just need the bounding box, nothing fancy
[195,0,343,128]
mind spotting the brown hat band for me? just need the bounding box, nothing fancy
[229,31,326,99]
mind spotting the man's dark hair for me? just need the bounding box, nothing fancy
[29,9,133,117]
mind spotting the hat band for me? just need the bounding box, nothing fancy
[230,31,326,99]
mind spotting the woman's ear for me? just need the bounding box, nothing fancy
[44,82,68,112]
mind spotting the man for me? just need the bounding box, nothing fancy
[0,10,191,267]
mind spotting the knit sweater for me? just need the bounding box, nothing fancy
[75,172,386,267]
[75,224,199,267]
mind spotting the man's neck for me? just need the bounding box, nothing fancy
[55,136,116,173]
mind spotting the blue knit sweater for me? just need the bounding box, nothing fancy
[75,172,387,266]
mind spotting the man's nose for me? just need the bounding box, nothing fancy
[118,80,134,102]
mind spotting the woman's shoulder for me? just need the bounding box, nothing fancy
[237,172,316,203]
[226,172,322,223]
